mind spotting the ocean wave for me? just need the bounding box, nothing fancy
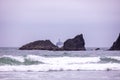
[0,55,44,65]
[0,55,120,71]
[100,57,120,63]
[0,55,120,65]
[0,55,101,65]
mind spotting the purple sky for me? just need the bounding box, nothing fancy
[0,0,120,47]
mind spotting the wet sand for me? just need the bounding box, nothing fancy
[0,71,120,80]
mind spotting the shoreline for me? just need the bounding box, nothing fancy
[0,71,120,80]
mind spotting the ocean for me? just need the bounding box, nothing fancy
[0,47,120,80]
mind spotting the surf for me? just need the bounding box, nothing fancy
[0,55,120,71]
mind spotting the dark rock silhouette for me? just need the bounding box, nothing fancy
[19,40,58,50]
[95,48,100,50]
[109,34,120,50]
[19,34,86,51]
[63,34,86,50]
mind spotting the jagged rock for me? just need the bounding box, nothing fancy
[19,34,86,51]
[109,34,120,50]
[19,40,58,50]
[63,34,86,50]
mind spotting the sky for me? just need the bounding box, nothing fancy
[0,0,120,47]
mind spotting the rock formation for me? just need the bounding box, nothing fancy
[109,34,120,50]
[63,34,86,50]
[95,48,100,50]
[19,34,86,51]
[19,40,58,50]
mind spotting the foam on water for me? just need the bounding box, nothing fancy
[0,55,120,71]
[0,55,101,65]
[0,63,120,72]
[1,55,24,62]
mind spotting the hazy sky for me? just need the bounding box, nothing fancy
[0,0,120,47]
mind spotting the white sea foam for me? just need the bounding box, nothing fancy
[26,55,46,62]
[0,63,120,72]
[0,55,120,71]
[25,55,101,64]
[1,55,120,64]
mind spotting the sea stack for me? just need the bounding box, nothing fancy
[109,34,120,50]
[19,40,58,50]
[19,34,86,51]
[63,34,86,50]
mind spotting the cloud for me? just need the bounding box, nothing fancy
[0,0,120,47]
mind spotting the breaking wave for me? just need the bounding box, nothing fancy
[0,55,120,71]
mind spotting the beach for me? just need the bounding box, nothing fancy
[0,0,120,80]
[0,71,120,80]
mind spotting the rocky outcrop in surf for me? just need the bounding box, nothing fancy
[19,40,58,50]
[63,34,86,50]
[109,33,120,50]
[19,34,86,51]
